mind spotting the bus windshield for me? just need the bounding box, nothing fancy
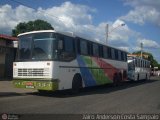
[18,32,58,60]
[128,60,135,71]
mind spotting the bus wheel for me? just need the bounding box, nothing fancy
[145,74,148,80]
[118,73,122,85]
[72,74,82,94]
[137,74,139,81]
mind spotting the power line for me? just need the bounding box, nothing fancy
[9,0,78,33]
[9,0,65,24]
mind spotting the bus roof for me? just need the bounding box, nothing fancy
[17,30,76,37]
[18,30,128,53]
[127,55,150,62]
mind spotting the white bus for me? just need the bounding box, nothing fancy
[127,55,150,81]
[13,30,128,93]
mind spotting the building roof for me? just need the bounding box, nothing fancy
[0,34,18,41]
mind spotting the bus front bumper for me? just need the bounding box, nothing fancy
[13,79,58,91]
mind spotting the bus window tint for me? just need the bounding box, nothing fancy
[33,33,56,60]
[107,47,112,58]
[125,53,127,61]
[138,59,140,67]
[141,60,143,67]
[123,52,126,61]
[93,43,99,57]
[87,42,92,55]
[135,59,137,67]
[80,40,88,55]
[64,36,74,52]
[59,35,75,61]
[118,51,121,60]
[114,49,118,60]
[19,35,32,60]
[99,45,103,58]
[121,52,124,61]
[103,46,108,58]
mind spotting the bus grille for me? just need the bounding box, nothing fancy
[17,68,49,77]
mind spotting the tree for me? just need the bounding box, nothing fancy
[132,51,159,69]
[12,19,54,37]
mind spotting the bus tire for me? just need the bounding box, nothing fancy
[137,74,139,81]
[148,74,150,80]
[145,74,148,80]
[123,70,127,80]
[118,73,122,85]
[72,74,82,94]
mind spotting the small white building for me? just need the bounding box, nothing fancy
[0,34,18,79]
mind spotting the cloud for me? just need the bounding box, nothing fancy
[0,2,95,34]
[0,4,36,34]
[117,47,129,51]
[124,0,160,10]
[1,1,159,61]
[109,19,136,41]
[137,38,160,49]
[0,2,134,51]
[121,0,160,26]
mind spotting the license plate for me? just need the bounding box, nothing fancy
[25,82,33,86]
[25,82,34,88]
[26,85,34,88]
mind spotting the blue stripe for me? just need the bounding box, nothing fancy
[77,56,96,87]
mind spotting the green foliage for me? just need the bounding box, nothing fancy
[12,19,54,37]
[132,51,159,69]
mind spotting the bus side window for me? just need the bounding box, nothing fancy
[76,38,80,54]
[114,49,118,60]
[80,40,88,55]
[118,50,121,61]
[103,46,108,58]
[123,52,126,61]
[135,59,137,67]
[139,60,141,67]
[107,47,112,59]
[99,45,103,58]
[125,53,127,61]
[139,59,140,67]
[93,43,99,57]
[59,35,75,61]
[141,60,143,67]
[146,61,148,68]
[64,36,74,52]
[121,51,124,61]
[87,42,92,56]
[144,61,146,68]
[111,48,115,60]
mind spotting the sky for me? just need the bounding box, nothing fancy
[0,0,160,63]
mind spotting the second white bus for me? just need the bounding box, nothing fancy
[127,55,150,81]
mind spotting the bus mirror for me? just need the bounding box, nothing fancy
[58,40,63,50]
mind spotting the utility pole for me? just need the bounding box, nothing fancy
[105,23,125,45]
[140,42,143,58]
[105,24,109,45]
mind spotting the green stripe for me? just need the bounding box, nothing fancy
[83,56,112,85]
[13,79,58,91]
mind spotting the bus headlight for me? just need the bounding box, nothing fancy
[44,68,49,72]
[13,68,18,76]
